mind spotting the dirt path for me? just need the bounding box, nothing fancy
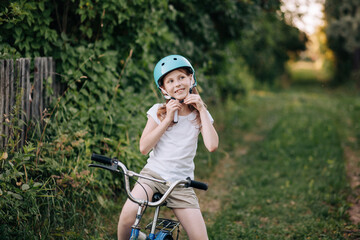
[344,141,360,225]
[196,149,235,223]
[197,133,263,224]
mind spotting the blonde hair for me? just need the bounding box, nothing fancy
[157,68,201,127]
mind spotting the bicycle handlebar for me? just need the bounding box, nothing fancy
[91,153,113,165]
[89,153,208,207]
[186,177,208,190]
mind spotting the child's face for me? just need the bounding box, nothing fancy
[162,69,193,100]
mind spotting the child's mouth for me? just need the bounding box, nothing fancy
[175,88,185,94]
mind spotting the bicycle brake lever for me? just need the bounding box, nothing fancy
[88,163,120,173]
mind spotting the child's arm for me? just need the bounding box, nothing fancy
[199,108,219,152]
[184,95,219,152]
[139,100,181,155]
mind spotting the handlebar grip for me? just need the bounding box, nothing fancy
[186,177,208,191]
[91,153,112,165]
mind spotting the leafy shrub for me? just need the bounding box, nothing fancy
[0,0,306,237]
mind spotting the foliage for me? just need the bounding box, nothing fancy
[199,8,306,100]
[0,0,306,238]
[238,12,306,83]
[211,42,255,101]
[325,0,360,84]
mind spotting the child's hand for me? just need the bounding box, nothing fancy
[165,99,182,121]
[184,94,205,112]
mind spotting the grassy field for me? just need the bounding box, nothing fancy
[199,71,360,239]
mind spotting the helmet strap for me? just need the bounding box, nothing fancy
[159,87,172,100]
[189,75,196,94]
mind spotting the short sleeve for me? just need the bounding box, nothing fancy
[147,103,162,124]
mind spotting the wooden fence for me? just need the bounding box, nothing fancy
[0,57,60,149]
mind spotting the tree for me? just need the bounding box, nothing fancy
[325,0,360,85]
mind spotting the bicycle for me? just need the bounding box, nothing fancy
[89,153,208,240]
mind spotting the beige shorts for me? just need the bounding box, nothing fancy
[137,168,200,209]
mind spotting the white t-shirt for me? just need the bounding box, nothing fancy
[143,103,214,183]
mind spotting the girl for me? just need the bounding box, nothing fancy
[117,55,219,240]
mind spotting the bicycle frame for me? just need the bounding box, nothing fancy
[89,153,208,240]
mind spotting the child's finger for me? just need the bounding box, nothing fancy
[184,95,198,105]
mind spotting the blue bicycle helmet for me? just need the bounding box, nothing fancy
[153,55,197,89]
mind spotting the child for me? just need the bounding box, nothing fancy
[117,55,219,240]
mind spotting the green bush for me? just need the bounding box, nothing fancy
[0,0,306,237]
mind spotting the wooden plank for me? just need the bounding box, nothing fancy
[0,60,4,148]
[43,57,48,108]
[49,57,55,101]
[4,60,9,148]
[20,58,26,149]
[32,58,40,120]
[25,59,30,122]
[47,57,53,104]
[23,58,31,147]
[15,59,20,118]
[15,59,21,149]
[9,59,14,116]
[52,58,58,99]
[4,60,13,148]
[40,57,44,121]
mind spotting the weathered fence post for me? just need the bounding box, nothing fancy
[0,57,57,149]
[0,60,4,148]
[14,58,31,149]
[3,60,14,148]
[46,57,58,105]
[32,58,42,121]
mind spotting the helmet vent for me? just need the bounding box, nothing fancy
[173,58,177,60]
[161,63,165,66]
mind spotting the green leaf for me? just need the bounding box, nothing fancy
[81,14,86,23]
[39,1,45,11]
[97,195,105,207]
[86,28,92,38]
[21,184,30,191]
[14,27,22,37]
[8,191,23,200]
[33,182,42,188]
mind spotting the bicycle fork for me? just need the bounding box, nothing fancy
[130,204,161,240]
[130,204,147,240]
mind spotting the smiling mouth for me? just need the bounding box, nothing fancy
[175,88,185,93]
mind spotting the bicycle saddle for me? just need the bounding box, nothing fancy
[152,192,167,206]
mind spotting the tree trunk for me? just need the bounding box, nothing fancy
[353,49,360,88]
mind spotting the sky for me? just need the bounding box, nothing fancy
[281,0,325,35]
